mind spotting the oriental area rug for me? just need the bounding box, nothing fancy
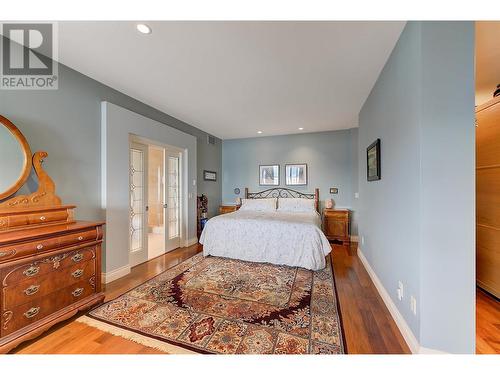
[78,253,345,354]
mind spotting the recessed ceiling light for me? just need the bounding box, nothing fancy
[136,24,152,35]
[257,131,263,134]
[298,127,304,130]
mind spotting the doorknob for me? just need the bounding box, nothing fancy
[145,205,149,211]
[163,204,168,208]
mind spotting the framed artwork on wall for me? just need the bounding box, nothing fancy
[259,165,279,186]
[367,139,381,181]
[285,164,307,186]
[203,170,217,181]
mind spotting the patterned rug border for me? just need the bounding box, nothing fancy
[77,315,199,354]
[80,252,347,354]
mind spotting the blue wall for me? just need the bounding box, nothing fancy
[358,21,475,353]
[0,57,222,220]
[222,129,359,233]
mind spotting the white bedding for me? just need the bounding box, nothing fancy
[199,209,332,270]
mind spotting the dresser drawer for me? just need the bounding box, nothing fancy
[27,211,69,226]
[0,236,60,262]
[58,229,98,248]
[0,207,74,232]
[1,246,97,287]
[0,215,29,230]
[3,259,95,309]
[1,278,95,337]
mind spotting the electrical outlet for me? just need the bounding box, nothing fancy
[397,281,404,301]
[410,296,417,315]
[361,236,365,245]
[354,192,359,199]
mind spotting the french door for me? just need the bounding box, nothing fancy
[129,141,149,267]
[165,150,181,251]
[129,140,181,267]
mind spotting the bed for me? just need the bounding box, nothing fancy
[199,187,332,270]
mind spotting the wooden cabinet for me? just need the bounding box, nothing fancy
[219,205,239,215]
[323,209,350,244]
[476,96,500,298]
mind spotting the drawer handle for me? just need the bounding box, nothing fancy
[0,250,15,258]
[78,236,84,241]
[24,284,40,296]
[71,253,84,263]
[36,244,44,250]
[72,269,84,278]
[72,287,84,297]
[39,216,46,221]
[23,266,40,277]
[24,307,40,319]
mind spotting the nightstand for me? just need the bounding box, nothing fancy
[323,209,351,245]
[219,205,240,214]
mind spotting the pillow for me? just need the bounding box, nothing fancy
[239,198,277,211]
[277,198,315,213]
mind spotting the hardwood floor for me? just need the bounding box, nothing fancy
[10,242,494,354]
[476,288,500,354]
[331,242,410,354]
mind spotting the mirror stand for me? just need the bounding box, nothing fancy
[0,151,62,209]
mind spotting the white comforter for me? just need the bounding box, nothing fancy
[199,210,332,270]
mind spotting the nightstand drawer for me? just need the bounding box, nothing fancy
[323,209,351,243]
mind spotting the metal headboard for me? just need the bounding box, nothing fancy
[244,187,319,213]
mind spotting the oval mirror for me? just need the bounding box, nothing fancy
[0,116,32,200]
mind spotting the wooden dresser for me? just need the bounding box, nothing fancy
[0,115,105,353]
[0,219,104,353]
[323,209,351,245]
[219,205,240,214]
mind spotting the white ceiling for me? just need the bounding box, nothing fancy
[476,21,500,106]
[58,21,405,139]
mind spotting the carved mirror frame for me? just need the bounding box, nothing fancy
[0,115,33,200]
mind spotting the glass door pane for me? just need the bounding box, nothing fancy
[147,146,166,259]
[168,156,179,239]
[166,153,180,250]
[129,142,148,266]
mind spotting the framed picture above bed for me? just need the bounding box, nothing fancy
[367,138,381,181]
[259,165,279,186]
[285,163,307,186]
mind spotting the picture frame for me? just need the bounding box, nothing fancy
[203,170,217,181]
[367,139,381,181]
[259,165,280,186]
[285,163,308,186]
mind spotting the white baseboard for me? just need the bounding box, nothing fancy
[184,237,198,247]
[357,247,449,354]
[101,264,131,284]
[357,247,420,354]
[350,235,359,242]
[419,346,448,354]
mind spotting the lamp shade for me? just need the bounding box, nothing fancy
[325,199,334,209]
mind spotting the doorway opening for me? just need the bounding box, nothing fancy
[129,136,183,267]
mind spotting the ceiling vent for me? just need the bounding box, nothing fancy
[207,135,217,145]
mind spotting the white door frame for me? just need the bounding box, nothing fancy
[129,134,188,254]
[165,148,182,252]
